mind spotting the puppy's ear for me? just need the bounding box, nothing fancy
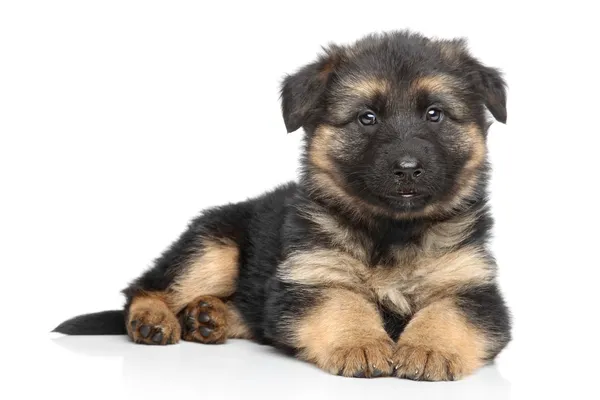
[469,63,507,123]
[441,40,507,124]
[280,46,344,133]
[461,57,507,124]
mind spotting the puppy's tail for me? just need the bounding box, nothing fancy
[53,310,127,335]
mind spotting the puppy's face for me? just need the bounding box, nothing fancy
[282,32,507,219]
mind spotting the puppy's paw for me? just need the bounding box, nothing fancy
[393,343,468,381]
[317,338,394,378]
[179,296,228,344]
[128,308,181,345]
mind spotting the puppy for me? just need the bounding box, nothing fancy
[55,30,511,381]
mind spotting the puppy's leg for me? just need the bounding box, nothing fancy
[393,284,510,381]
[265,284,394,378]
[123,206,249,345]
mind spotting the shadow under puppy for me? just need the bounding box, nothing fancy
[55,30,511,381]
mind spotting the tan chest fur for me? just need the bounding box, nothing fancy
[277,211,494,315]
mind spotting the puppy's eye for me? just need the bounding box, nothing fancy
[425,107,444,123]
[358,110,377,126]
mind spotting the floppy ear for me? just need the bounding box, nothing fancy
[462,59,507,124]
[280,46,344,133]
[471,63,507,123]
[444,40,507,124]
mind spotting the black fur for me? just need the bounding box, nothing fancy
[122,199,254,303]
[457,284,512,360]
[281,46,343,133]
[53,310,126,335]
[55,31,511,374]
[380,307,410,342]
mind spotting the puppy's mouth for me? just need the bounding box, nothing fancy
[382,189,425,202]
[397,189,419,198]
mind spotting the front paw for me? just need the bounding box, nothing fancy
[315,338,394,378]
[393,343,470,381]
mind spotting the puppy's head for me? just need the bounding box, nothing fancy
[281,31,506,219]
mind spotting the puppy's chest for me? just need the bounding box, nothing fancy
[280,245,445,312]
[278,241,491,317]
[284,210,493,314]
[358,255,429,315]
[360,243,491,314]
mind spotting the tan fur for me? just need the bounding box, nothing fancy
[394,298,487,380]
[453,123,487,198]
[410,74,459,94]
[351,79,390,99]
[169,238,240,312]
[424,123,487,217]
[301,208,477,266]
[278,212,492,316]
[308,125,415,221]
[410,74,470,119]
[406,246,492,306]
[310,124,349,163]
[329,78,390,121]
[369,245,492,314]
[129,291,170,313]
[308,125,377,221]
[226,303,253,339]
[309,125,336,171]
[127,292,181,345]
[421,211,479,252]
[300,207,369,262]
[309,70,487,220]
[344,77,389,98]
[278,249,364,288]
[295,288,394,377]
[308,123,485,221]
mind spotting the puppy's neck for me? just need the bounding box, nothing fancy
[297,177,489,266]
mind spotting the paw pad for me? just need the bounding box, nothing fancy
[179,296,228,344]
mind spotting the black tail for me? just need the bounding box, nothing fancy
[53,310,127,335]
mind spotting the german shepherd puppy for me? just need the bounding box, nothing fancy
[55,30,511,381]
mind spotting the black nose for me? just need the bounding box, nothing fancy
[393,156,424,181]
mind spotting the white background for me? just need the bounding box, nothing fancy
[1,1,599,399]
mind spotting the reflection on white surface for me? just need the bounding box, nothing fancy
[52,336,510,400]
